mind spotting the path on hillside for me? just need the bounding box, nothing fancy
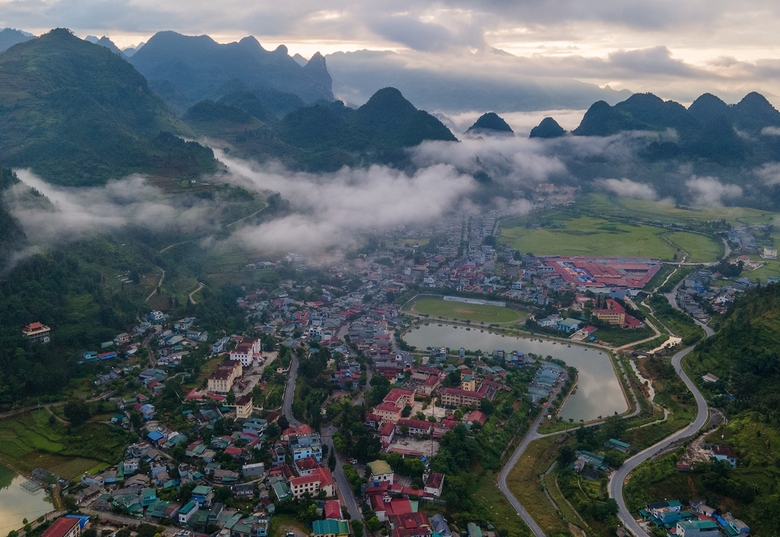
[145,267,166,303]
[189,281,204,305]
[609,279,714,537]
[0,390,116,421]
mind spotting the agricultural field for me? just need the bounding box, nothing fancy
[579,194,779,227]
[0,409,129,478]
[405,296,522,324]
[499,214,720,262]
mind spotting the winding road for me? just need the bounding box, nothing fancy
[497,278,715,537]
[609,284,715,537]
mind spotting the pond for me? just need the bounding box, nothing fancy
[402,324,628,422]
[0,465,52,536]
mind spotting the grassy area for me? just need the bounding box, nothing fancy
[269,514,311,537]
[406,296,521,324]
[543,464,590,534]
[473,472,534,537]
[579,194,778,227]
[593,325,655,347]
[0,409,129,478]
[665,232,723,262]
[499,212,720,261]
[506,435,570,536]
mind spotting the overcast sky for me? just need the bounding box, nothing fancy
[4,0,780,104]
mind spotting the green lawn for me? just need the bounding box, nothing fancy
[406,297,521,324]
[499,215,719,261]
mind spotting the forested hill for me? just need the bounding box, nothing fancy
[184,86,457,171]
[692,283,780,421]
[0,168,25,264]
[0,29,218,185]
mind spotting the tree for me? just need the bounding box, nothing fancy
[64,400,90,426]
[401,405,412,418]
[352,521,364,536]
[226,390,236,405]
[366,517,381,532]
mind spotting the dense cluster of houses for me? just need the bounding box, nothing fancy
[640,498,749,537]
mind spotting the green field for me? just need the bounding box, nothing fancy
[0,409,128,478]
[499,214,720,261]
[580,194,779,227]
[406,296,522,323]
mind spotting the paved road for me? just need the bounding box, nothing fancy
[282,353,301,427]
[322,426,364,526]
[609,284,714,537]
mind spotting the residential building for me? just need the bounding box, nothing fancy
[711,445,737,467]
[376,402,403,423]
[179,501,199,524]
[235,395,253,419]
[424,472,444,497]
[290,433,323,462]
[367,460,394,485]
[312,520,350,537]
[191,485,214,507]
[324,500,342,520]
[242,463,265,478]
[289,467,335,498]
[41,517,81,537]
[676,520,719,537]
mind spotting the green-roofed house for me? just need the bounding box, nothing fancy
[141,488,157,507]
[467,523,482,537]
[676,519,719,537]
[605,438,631,453]
[272,481,291,501]
[179,501,199,524]
[312,519,350,537]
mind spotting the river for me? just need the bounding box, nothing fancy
[0,465,52,535]
[403,324,628,422]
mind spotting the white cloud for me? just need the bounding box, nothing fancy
[754,162,780,185]
[216,152,479,252]
[597,178,658,199]
[685,175,742,206]
[5,170,216,243]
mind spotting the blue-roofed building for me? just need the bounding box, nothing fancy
[147,430,164,443]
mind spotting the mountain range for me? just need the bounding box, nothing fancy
[0,29,218,185]
[531,92,780,165]
[128,31,333,108]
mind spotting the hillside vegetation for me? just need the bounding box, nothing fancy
[0,29,218,185]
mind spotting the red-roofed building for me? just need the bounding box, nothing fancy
[396,419,433,436]
[282,424,313,441]
[365,413,381,428]
[289,467,335,498]
[467,410,488,425]
[22,322,51,343]
[294,456,320,476]
[42,518,81,537]
[325,500,342,520]
[439,387,484,407]
[380,422,396,447]
[370,496,413,521]
[389,512,432,537]
[376,402,403,423]
[424,472,445,497]
[224,446,243,458]
[384,389,414,407]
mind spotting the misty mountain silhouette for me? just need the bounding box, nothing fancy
[467,112,514,134]
[129,31,334,106]
[0,29,217,185]
[530,117,566,138]
[184,87,456,172]
[0,28,33,52]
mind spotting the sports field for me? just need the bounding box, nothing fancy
[499,215,721,261]
[405,296,521,323]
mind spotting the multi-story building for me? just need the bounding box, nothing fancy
[439,387,484,408]
[41,517,81,537]
[235,395,253,419]
[229,337,262,367]
[289,467,335,498]
[290,433,323,462]
[207,360,242,393]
